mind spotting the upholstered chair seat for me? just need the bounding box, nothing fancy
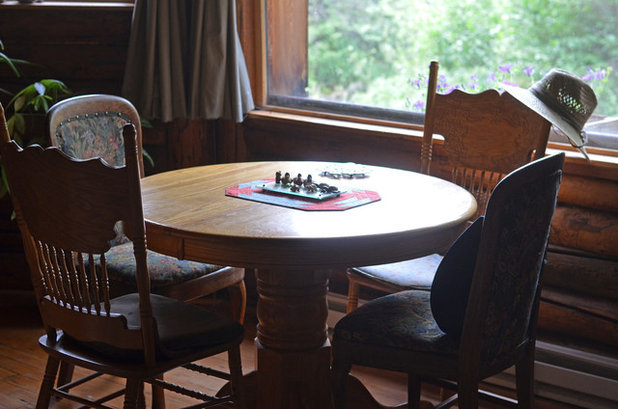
[334,291,459,355]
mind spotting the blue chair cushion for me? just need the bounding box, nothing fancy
[350,253,443,290]
[430,217,484,336]
[334,291,459,355]
[98,242,226,291]
[64,293,244,361]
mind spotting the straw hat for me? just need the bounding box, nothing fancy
[503,69,597,160]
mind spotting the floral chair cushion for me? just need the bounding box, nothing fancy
[54,112,129,168]
[333,290,459,355]
[95,242,226,292]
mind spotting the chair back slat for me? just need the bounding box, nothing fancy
[451,167,505,219]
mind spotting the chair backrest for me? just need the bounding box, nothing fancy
[1,104,157,364]
[47,94,144,246]
[47,94,144,177]
[421,60,551,217]
[460,153,564,379]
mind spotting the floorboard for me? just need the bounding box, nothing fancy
[0,290,574,408]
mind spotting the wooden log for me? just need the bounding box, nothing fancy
[550,205,618,258]
[544,250,618,299]
[557,175,618,212]
[538,299,618,348]
[541,286,618,322]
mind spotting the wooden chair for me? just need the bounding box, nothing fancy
[0,105,246,409]
[332,152,565,409]
[345,60,551,313]
[46,94,246,324]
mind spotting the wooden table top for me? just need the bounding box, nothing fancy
[141,161,477,270]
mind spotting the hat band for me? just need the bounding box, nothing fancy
[530,85,584,133]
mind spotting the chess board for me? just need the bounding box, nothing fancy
[225,179,380,211]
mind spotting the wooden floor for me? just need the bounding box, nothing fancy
[0,290,574,409]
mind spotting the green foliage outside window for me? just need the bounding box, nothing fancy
[308,0,617,117]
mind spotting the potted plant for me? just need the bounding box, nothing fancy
[0,37,71,199]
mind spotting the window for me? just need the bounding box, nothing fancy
[266,0,618,150]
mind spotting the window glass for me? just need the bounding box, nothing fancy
[267,0,618,149]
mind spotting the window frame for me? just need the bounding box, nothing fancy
[243,0,618,161]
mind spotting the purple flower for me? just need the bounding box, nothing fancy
[501,80,519,87]
[499,64,513,73]
[410,78,421,88]
[487,72,497,82]
[522,66,534,76]
[413,100,425,111]
[583,68,607,81]
[444,84,461,94]
[582,72,594,81]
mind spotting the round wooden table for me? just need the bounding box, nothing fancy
[141,161,477,409]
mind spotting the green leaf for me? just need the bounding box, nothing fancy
[140,118,153,128]
[7,113,25,137]
[0,179,8,199]
[34,82,46,96]
[0,163,9,197]
[13,94,25,112]
[0,51,21,77]
[0,87,14,98]
[142,148,155,168]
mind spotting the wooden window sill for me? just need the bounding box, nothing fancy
[248,109,618,179]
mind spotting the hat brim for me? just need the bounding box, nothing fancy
[503,84,586,149]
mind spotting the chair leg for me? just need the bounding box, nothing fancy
[408,374,422,409]
[56,361,74,389]
[515,347,536,409]
[151,375,166,409]
[457,380,479,409]
[123,379,142,409]
[346,279,360,313]
[228,280,247,324]
[228,345,246,409]
[36,356,60,409]
[331,356,352,409]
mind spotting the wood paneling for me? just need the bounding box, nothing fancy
[0,5,132,97]
[242,113,422,170]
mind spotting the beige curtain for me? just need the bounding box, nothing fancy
[122,0,254,123]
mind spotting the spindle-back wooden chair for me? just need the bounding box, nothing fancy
[0,105,246,408]
[345,60,551,313]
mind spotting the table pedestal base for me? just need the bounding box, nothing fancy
[254,268,332,408]
[256,339,332,409]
